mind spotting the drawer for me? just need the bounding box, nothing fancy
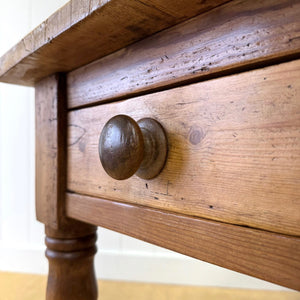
[67,59,300,236]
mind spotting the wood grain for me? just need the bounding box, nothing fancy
[65,193,300,291]
[67,0,300,109]
[67,59,300,236]
[35,74,66,228]
[0,0,229,86]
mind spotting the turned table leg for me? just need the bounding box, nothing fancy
[35,75,99,299]
[45,225,98,300]
[35,75,99,298]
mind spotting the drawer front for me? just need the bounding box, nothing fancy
[67,59,300,236]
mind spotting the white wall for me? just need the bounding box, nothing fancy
[0,0,289,291]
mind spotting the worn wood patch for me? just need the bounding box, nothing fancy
[67,60,300,236]
[67,0,300,109]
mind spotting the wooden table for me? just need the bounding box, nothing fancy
[1,0,299,299]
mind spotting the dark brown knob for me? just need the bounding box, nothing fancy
[99,115,167,180]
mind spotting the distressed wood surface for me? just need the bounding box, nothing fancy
[35,74,66,228]
[0,0,229,86]
[35,74,98,237]
[66,193,300,291]
[67,0,300,109]
[67,60,300,236]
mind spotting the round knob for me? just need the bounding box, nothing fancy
[99,115,167,180]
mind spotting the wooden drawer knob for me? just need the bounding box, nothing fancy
[99,115,167,180]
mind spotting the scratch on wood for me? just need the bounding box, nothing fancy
[68,124,86,146]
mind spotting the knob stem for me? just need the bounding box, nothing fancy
[136,118,167,179]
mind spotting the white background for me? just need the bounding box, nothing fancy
[0,0,288,290]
